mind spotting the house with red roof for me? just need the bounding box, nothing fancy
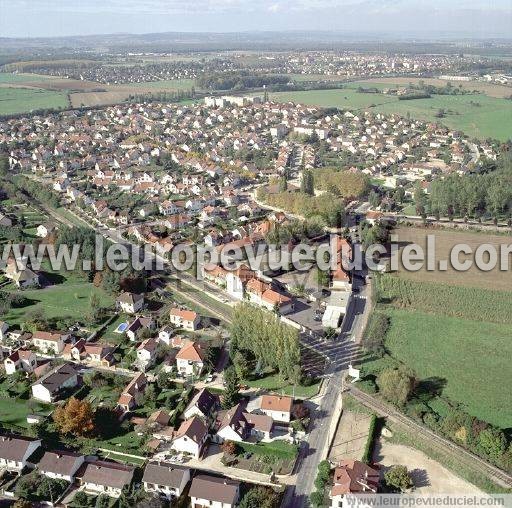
[175,341,206,377]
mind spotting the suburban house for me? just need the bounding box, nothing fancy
[38,450,85,482]
[0,435,41,472]
[126,316,155,342]
[260,394,293,423]
[184,388,219,422]
[32,331,69,355]
[117,292,145,314]
[36,222,57,239]
[175,341,206,377]
[117,372,147,413]
[330,460,380,508]
[214,403,274,443]
[31,363,80,403]
[245,278,294,314]
[136,338,159,370]
[158,325,175,346]
[189,474,240,508]
[169,307,201,331]
[142,462,191,500]
[171,416,209,459]
[4,348,37,375]
[80,460,135,497]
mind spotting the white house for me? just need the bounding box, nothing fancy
[184,388,219,422]
[4,348,37,375]
[81,460,135,498]
[136,338,159,370]
[142,462,190,501]
[189,474,240,508]
[330,460,380,508]
[169,308,201,331]
[117,292,144,314]
[32,331,68,355]
[0,435,41,472]
[260,394,293,423]
[31,363,79,403]
[171,416,209,459]
[175,341,206,377]
[38,450,85,482]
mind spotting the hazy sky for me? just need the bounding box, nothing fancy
[0,0,511,38]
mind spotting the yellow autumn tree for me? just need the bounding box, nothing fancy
[53,397,95,437]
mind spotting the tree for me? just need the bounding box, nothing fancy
[221,440,237,456]
[377,367,415,406]
[278,176,288,193]
[232,350,251,380]
[13,501,32,508]
[300,169,315,196]
[478,428,506,461]
[239,486,280,508]
[222,366,240,409]
[309,490,324,507]
[53,397,95,436]
[71,491,90,507]
[384,465,413,492]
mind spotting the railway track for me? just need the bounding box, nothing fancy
[348,385,512,489]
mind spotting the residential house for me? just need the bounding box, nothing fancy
[80,460,135,498]
[4,348,37,375]
[184,388,219,422]
[31,363,80,403]
[38,450,85,482]
[169,308,201,331]
[117,372,147,413]
[142,462,191,501]
[126,316,155,342]
[175,341,206,377]
[117,292,144,314]
[330,460,380,508]
[189,474,240,508]
[260,394,293,423]
[171,416,209,459]
[36,222,57,238]
[136,338,159,370]
[0,434,41,472]
[32,331,69,355]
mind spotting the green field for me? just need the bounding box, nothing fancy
[0,72,53,84]
[269,88,512,141]
[0,87,69,115]
[365,273,512,428]
[4,271,114,327]
[369,308,512,428]
[246,372,320,398]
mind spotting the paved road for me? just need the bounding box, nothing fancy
[282,266,370,507]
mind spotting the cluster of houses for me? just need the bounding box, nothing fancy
[3,92,495,242]
[0,433,243,506]
[0,429,382,507]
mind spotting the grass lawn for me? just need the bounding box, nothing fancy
[246,372,320,398]
[3,273,114,327]
[0,397,52,429]
[363,308,512,429]
[0,72,54,84]
[269,88,512,141]
[0,87,69,115]
[99,314,130,344]
[238,439,299,460]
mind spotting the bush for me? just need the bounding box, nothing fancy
[363,313,389,357]
[362,415,378,464]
